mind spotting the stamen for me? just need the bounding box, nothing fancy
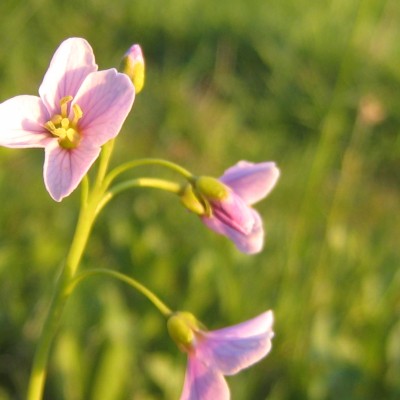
[51,114,63,125]
[71,104,83,127]
[61,118,70,129]
[44,96,83,149]
[66,128,79,142]
[54,128,66,139]
[60,96,73,117]
[44,121,56,132]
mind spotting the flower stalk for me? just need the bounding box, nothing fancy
[27,141,115,400]
[70,269,172,317]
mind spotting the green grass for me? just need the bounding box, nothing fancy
[0,0,399,399]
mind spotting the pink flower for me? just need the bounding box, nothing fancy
[198,161,280,254]
[0,37,135,201]
[168,310,274,400]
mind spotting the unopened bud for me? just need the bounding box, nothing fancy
[120,44,145,93]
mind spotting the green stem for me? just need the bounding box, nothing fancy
[70,269,173,317]
[96,177,183,215]
[80,175,89,207]
[27,205,96,400]
[105,158,194,187]
[95,139,115,190]
[26,140,115,400]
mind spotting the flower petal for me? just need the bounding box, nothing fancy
[43,141,100,201]
[39,38,98,113]
[0,95,50,148]
[196,311,274,375]
[210,191,256,235]
[201,208,264,254]
[73,69,135,146]
[209,310,274,339]
[220,161,280,205]
[180,357,229,400]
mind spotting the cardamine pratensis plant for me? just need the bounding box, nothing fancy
[0,37,279,400]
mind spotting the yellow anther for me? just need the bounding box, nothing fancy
[44,96,83,149]
[54,128,66,139]
[44,121,56,132]
[66,128,78,142]
[71,104,83,127]
[51,114,63,125]
[60,96,73,117]
[61,118,70,129]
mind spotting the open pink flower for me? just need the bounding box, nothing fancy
[0,37,135,201]
[199,161,280,254]
[168,310,274,400]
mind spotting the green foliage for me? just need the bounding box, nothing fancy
[0,0,399,399]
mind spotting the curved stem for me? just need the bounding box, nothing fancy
[105,158,195,188]
[70,269,173,317]
[96,177,183,215]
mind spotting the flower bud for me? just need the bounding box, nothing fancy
[120,44,145,93]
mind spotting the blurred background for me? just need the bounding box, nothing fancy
[0,0,399,399]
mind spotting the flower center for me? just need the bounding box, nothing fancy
[44,96,83,149]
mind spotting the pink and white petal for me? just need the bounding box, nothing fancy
[208,311,274,340]
[43,141,100,201]
[220,161,280,205]
[195,311,274,375]
[201,208,264,254]
[0,95,50,148]
[39,38,98,113]
[73,69,135,146]
[180,357,229,400]
[196,332,273,376]
[211,192,256,235]
[201,216,227,237]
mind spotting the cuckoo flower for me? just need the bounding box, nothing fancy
[0,37,135,201]
[168,310,274,400]
[186,161,280,254]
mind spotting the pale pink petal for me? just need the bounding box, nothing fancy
[210,311,274,338]
[73,69,135,146]
[210,192,256,235]
[201,208,264,254]
[180,357,229,400]
[0,95,51,148]
[220,161,280,205]
[43,141,100,201]
[196,311,274,375]
[39,38,98,113]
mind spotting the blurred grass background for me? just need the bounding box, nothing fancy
[0,0,399,399]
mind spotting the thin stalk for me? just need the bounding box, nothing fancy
[96,177,183,215]
[70,269,173,317]
[105,158,194,188]
[27,201,98,400]
[94,139,115,190]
